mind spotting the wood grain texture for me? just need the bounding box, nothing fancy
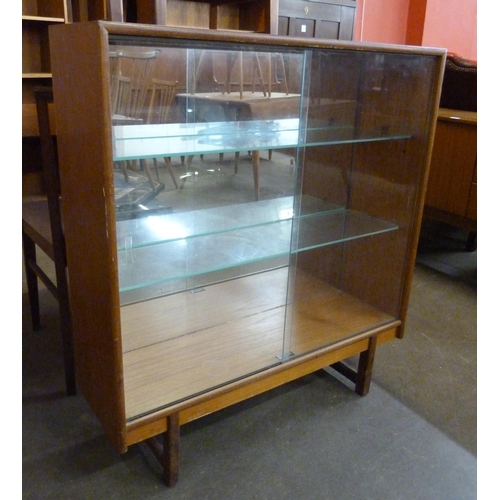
[50,21,128,452]
[425,110,477,217]
[122,268,394,419]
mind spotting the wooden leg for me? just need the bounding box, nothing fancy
[234,152,240,173]
[164,413,180,486]
[117,161,129,182]
[140,159,157,192]
[465,231,477,252]
[22,232,41,331]
[53,245,77,396]
[355,336,377,395]
[153,158,161,181]
[180,155,195,190]
[146,413,180,487]
[163,157,179,189]
[252,53,267,96]
[239,52,243,99]
[330,335,378,396]
[252,150,260,200]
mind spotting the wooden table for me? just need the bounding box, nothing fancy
[175,92,301,199]
[113,118,301,200]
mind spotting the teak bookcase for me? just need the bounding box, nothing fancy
[49,21,445,485]
[22,0,71,194]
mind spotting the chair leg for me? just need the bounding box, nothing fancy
[140,159,158,192]
[58,304,76,395]
[117,161,129,182]
[22,232,41,331]
[180,155,195,190]
[153,158,161,181]
[55,269,76,396]
[163,157,179,189]
[465,231,477,252]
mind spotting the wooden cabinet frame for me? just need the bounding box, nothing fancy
[49,21,445,485]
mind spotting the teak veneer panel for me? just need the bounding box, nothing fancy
[124,325,398,447]
[122,268,394,419]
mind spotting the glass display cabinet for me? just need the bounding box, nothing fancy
[49,21,445,485]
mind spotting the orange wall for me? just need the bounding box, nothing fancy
[354,0,410,44]
[406,0,427,46]
[421,0,476,60]
[354,0,477,61]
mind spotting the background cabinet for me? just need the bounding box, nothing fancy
[22,0,356,196]
[22,0,71,195]
[49,21,444,485]
[135,0,356,38]
[423,53,477,250]
[136,0,279,33]
[278,0,356,39]
[424,109,477,232]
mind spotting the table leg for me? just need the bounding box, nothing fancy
[252,150,260,200]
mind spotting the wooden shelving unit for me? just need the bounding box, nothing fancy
[22,0,71,194]
[278,0,357,39]
[136,0,279,33]
[49,21,445,486]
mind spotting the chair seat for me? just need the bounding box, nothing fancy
[22,200,53,259]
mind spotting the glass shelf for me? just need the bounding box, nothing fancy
[116,195,340,251]
[117,196,398,295]
[112,118,412,162]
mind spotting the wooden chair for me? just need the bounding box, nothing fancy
[146,78,179,188]
[111,49,160,121]
[22,87,76,396]
[110,49,160,190]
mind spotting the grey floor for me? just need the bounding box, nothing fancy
[22,160,477,499]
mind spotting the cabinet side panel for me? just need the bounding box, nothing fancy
[50,22,127,452]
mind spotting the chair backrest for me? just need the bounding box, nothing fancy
[35,86,66,258]
[110,49,160,119]
[146,78,178,124]
[113,75,132,117]
[439,53,477,112]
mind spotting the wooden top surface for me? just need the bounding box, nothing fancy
[438,108,477,125]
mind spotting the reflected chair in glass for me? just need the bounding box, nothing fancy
[146,78,179,189]
[22,87,76,396]
[110,49,160,191]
